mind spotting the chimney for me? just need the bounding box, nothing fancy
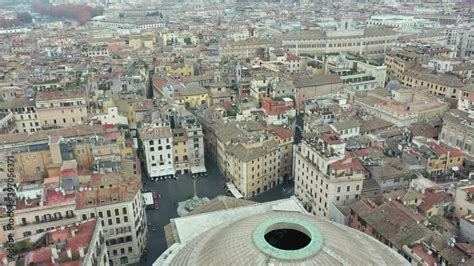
[79,247,85,258]
[67,248,72,259]
[71,229,76,237]
[51,245,59,259]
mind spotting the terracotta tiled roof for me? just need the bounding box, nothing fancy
[417,190,452,212]
[0,124,114,146]
[268,127,293,140]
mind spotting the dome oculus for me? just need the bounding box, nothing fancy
[253,217,324,261]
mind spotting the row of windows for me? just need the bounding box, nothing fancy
[44,117,82,125]
[107,226,132,236]
[106,235,133,246]
[149,145,171,152]
[81,207,129,222]
[149,139,170,145]
[19,113,37,120]
[283,39,388,49]
[109,246,134,257]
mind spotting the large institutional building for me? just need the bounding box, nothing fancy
[154,197,409,265]
[282,28,398,58]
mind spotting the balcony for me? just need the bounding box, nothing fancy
[28,214,76,226]
[20,215,78,232]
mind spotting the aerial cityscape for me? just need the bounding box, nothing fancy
[0,0,473,265]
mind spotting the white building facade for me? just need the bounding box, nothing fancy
[138,125,175,179]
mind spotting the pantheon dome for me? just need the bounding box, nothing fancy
[155,198,409,266]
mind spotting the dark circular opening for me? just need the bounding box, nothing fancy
[264,229,311,250]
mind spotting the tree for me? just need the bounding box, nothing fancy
[32,0,103,24]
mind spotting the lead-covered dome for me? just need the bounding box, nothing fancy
[170,211,409,265]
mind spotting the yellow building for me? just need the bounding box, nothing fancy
[417,190,452,218]
[177,85,209,109]
[402,69,468,100]
[384,51,421,81]
[413,137,464,177]
[115,95,153,129]
[224,128,294,198]
[426,154,464,176]
[162,31,197,46]
[270,128,294,181]
[128,33,155,50]
[166,63,194,77]
[172,128,190,174]
[226,139,280,198]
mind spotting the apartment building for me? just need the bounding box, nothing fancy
[115,95,154,129]
[176,85,209,109]
[249,75,279,100]
[329,120,361,139]
[270,128,294,182]
[0,185,77,243]
[13,219,108,266]
[0,97,41,133]
[0,125,126,183]
[282,28,398,58]
[0,112,15,135]
[138,125,175,179]
[459,29,474,58]
[36,90,88,128]
[162,31,197,46]
[168,112,207,176]
[206,83,236,105]
[294,74,344,110]
[75,171,147,265]
[181,114,206,175]
[218,39,274,59]
[295,132,366,218]
[458,89,473,113]
[439,110,474,157]
[454,184,474,219]
[403,68,469,100]
[324,56,387,91]
[355,88,450,127]
[411,136,464,177]
[225,137,280,198]
[81,44,109,58]
[384,50,422,81]
[198,119,293,198]
[0,125,145,265]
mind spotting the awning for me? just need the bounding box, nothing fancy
[191,166,207,174]
[151,168,175,178]
[226,182,244,199]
